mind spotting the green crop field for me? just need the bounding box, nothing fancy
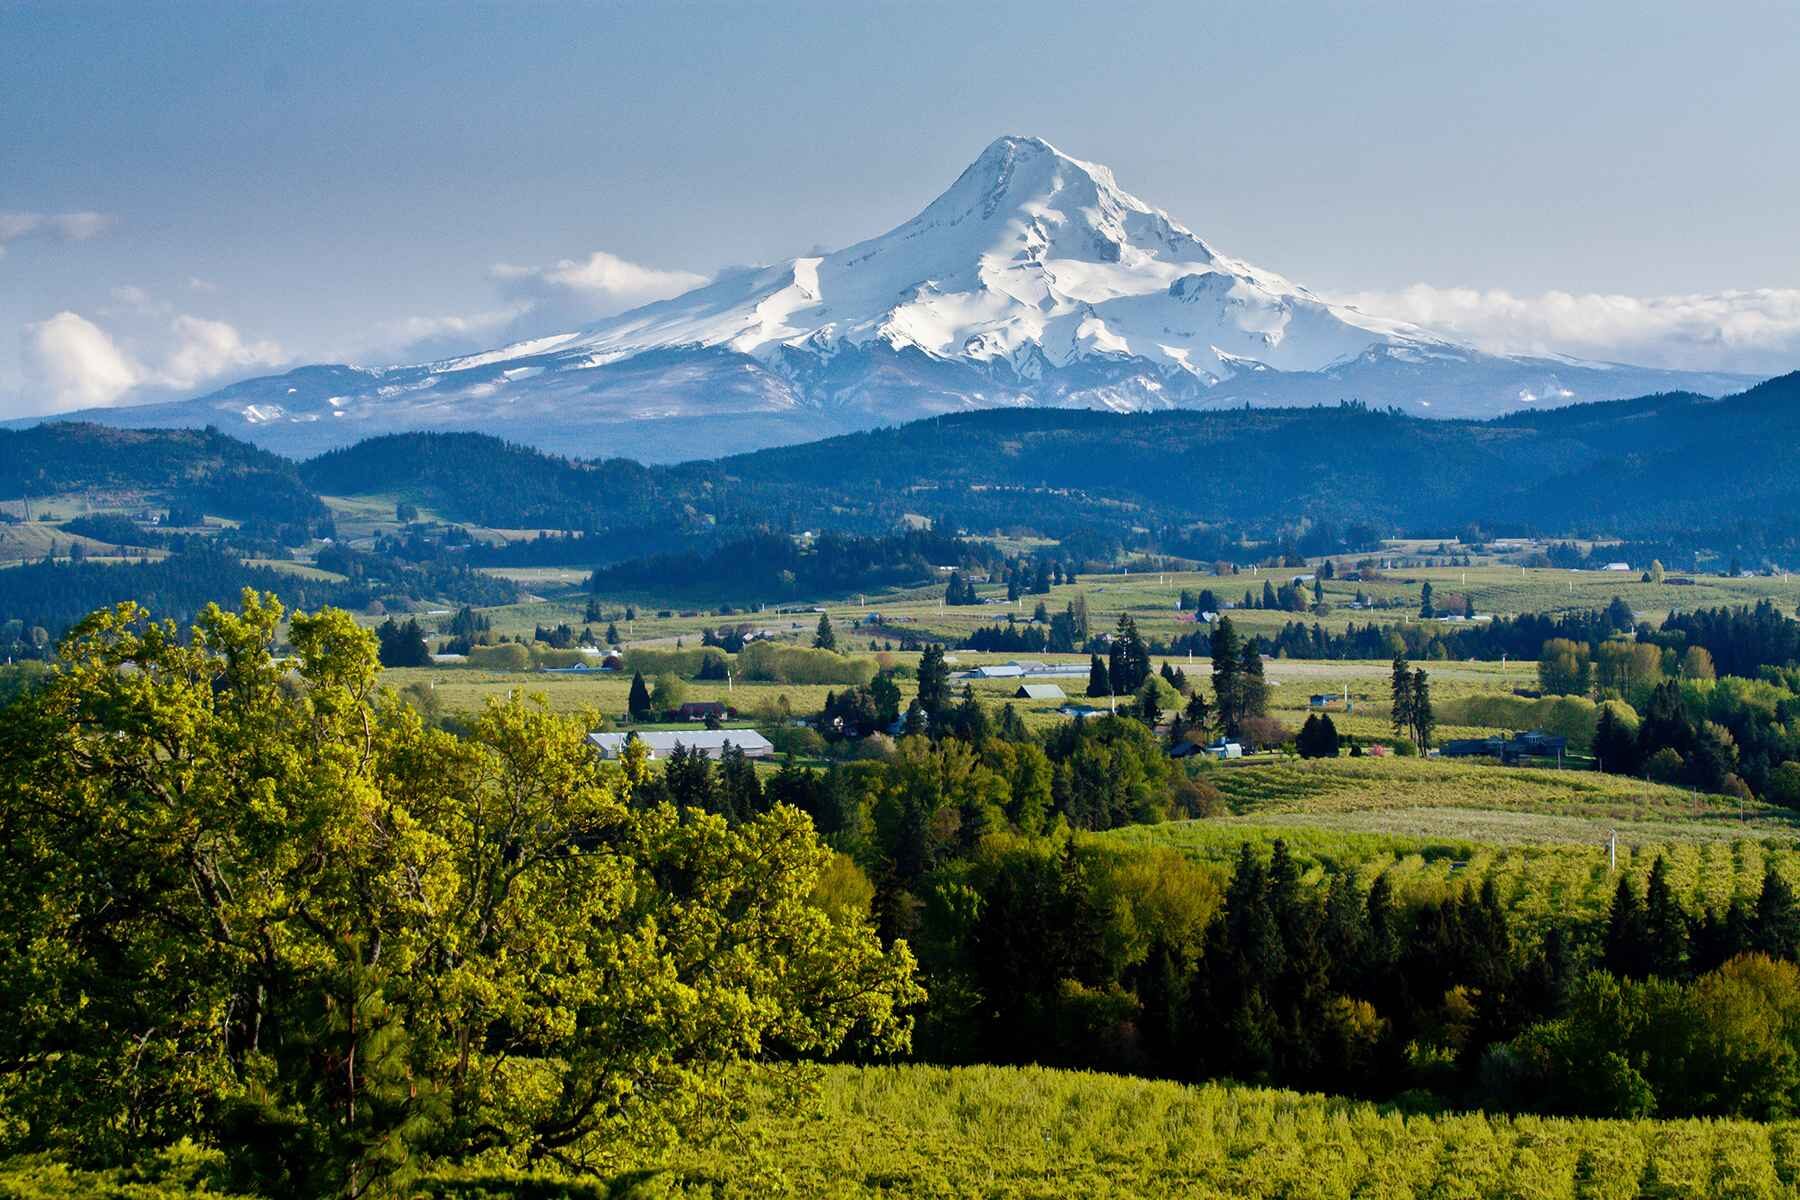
[14,1062,1800,1198]
[619,1063,1800,1199]
[1101,820,1800,928]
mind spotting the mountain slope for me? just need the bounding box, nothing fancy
[16,137,1758,460]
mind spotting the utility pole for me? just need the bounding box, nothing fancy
[1608,829,1617,873]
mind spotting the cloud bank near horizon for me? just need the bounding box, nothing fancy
[1336,284,1800,377]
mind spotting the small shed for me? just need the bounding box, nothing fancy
[1015,683,1066,701]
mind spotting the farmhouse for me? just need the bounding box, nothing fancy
[674,701,734,722]
[586,730,774,761]
[1439,730,1568,764]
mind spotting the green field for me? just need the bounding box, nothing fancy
[14,1062,1800,1198]
[618,1063,1800,1199]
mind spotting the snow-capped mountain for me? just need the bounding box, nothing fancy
[29,136,1756,461]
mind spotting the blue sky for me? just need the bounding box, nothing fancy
[4,0,1798,416]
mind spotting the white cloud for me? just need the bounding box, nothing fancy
[22,311,143,414]
[159,315,284,390]
[15,304,286,417]
[1337,284,1800,375]
[384,306,528,346]
[362,250,710,364]
[0,209,115,247]
[490,249,707,326]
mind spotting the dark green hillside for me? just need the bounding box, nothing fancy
[0,423,323,523]
[6,373,1798,558]
[300,431,668,529]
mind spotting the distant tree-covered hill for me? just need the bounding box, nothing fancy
[7,372,1799,562]
[0,423,323,523]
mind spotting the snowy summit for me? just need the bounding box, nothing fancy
[34,135,1755,460]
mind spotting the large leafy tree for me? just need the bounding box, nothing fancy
[0,594,920,1195]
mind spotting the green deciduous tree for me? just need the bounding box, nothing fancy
[0,595,920,1194]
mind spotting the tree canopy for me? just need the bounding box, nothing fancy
[0,593,919,1194]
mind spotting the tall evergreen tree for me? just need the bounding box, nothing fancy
[1086,654,1112,699]
[627,670,652,720]
[1603,873,1651,979]
[1419,582,1435,619]
[1211,617,1243,736]
[813,612,837,651]
[1109,614,1151,694]
[1390,654,1414,744]
[1409,669,1434,750]
[1755,866,1800,960]
[1642,856,1687,978]
[1237,640,1267,720]
[916,644,951,728]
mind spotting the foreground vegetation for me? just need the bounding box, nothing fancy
[0,596,917,1196]
[14,1062,1800,1198]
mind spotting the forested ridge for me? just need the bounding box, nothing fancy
[12,372,1800,563]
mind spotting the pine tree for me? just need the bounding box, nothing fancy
[1086,654,1112,698]
[1390,654,1414,744]
[1642,856,1687,977]
[627,671,652,720]
[1184,690,1211,737]
[916,645,951,727]
[1237,640,1267,719]
[1211,617,1242,735]
[1419,582,1435,618]
[813,612,837,651]
[1108,614,1150,694]
[583,597,602,623]
[1603,873,1650,978]
[605,622,621,645]
[1755,866,1800,960]
[1409,669,1434,750]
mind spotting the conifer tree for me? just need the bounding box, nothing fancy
[1211,617,1242,735]
[1086,654,1112,699]
[916,644,951,727]
[1409,669,1434,750]
[813,612,837,651]
[1390,654,1414,744]
[1237,640,1267,719]
[627,670,652,720]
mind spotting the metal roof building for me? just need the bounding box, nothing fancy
[587,730,774,760]
[1014,683,1067,700]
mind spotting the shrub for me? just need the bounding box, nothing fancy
[467,642,531,671]
[737,640,875,686]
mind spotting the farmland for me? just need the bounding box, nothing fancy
[619,1063,1800,1199]
[15,1062,1800,1198]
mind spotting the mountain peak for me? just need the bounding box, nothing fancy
[53,136,1758,461]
